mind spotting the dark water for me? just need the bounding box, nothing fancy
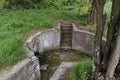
[38,49,88,80]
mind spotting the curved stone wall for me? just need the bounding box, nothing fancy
[25,23,94,57]
[25,29,60,56]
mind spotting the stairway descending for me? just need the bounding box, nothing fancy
[60,23,73,49]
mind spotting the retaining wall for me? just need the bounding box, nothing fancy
[0,56,40,80]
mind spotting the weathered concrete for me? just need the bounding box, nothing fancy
[72,23,94,56]
[72,31,94,56]
[50,62,77,80]
[0,57,40,80]
[26,23,94,56]
[23,23,95,80]
[26,29,60,55]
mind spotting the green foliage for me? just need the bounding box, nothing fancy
[103,1,112,36]
[104,1,112,23]
[3,0,90,10]
[0,0,6,9]
[69,59,92,80]
[4,0,40,9]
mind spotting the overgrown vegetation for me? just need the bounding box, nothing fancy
[69,59,92,80]
[0,0,90,69]
[0,9,88,69]
[0,0,90,9]
[0,0,115,79]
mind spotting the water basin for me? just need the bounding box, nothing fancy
[37,49,88,80]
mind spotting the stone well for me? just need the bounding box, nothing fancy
[24,23,94,80]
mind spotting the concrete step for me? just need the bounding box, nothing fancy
[60,23,73,48]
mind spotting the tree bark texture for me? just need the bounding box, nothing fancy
[93,0,105,79]
[106,28,120,80]
[93,0,120,79]
[103,0,120,70]
[93,0,105,70]
[87,0,96,25]
[105,0,120,79]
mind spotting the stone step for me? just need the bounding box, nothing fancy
[60,23,73,48]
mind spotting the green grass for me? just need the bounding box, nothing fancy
[68,58,92,80]
[0,9,87,69]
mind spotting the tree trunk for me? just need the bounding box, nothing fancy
[106,28,120,80]
[105,0,120,79]
[103,0,120,70]
[87,0,96,25]
[93,0,120,79]
[93,0,105,79]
